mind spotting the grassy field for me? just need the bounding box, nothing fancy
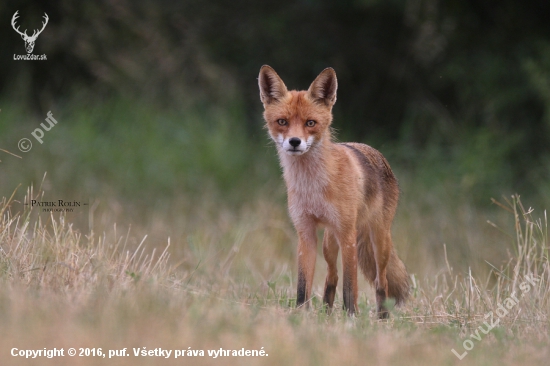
[1,101,549,365]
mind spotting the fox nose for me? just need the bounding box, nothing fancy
[289,137,301,147]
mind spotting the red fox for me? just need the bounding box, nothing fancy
[258,65,409,317]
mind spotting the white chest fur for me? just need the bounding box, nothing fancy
[279,149,338,228]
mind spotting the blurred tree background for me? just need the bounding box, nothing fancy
[1,0,550,204]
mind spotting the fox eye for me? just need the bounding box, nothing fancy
[306,120,316,127]
[277,119,288,126]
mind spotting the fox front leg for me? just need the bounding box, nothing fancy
[296,224,317,309]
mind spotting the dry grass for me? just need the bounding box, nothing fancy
[0,184,549,365]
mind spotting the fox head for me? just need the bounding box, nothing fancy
[259,65,337,156]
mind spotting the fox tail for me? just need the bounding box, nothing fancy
[358,243,409,305]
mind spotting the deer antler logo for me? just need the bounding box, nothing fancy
[11,11,49,54]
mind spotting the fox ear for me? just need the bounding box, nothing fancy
[259,65,288,105]
[307,68,337,107]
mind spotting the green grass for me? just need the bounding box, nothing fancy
[1,185,549,365]
[0,99,277,202]
[1,100,549,365]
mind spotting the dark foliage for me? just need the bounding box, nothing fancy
[2,0,549,182]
